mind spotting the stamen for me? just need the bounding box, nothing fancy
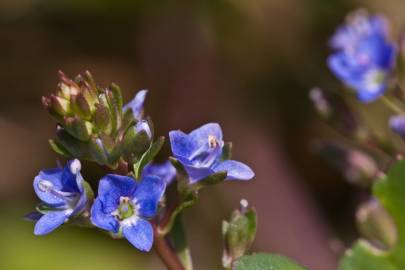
[38,180,53,192]
[37,180,78,200]
[208,135,218,148]
[112,197,139,221]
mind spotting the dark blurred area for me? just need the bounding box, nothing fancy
[1,0,404,269]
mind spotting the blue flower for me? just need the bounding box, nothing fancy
[90,174,165,251]
[389,115,405,138]
[169,123,255,183]
[142,160,176,185]
[328,10,397,102]
[124,89,148,120]
[32,159,88,235]
[124,89,153,139]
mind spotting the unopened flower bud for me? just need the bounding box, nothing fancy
[71,93,92,120]
[64,116,92,141]
[222,200,257,268]
[313,141,378,187]
[309,87,332,118]
[356,199,397,250]
[49,94,71,116]
[94,104,112,133]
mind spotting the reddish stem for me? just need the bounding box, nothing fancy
[153,225,185,270]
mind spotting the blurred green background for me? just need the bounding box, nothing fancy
[1,0,405,269]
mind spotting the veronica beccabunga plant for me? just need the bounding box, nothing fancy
[27,71,277,270]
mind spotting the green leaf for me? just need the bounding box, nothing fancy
[133,136,165,179]
[339,159,405,270]
[234,253,307,270]
[49,139,72,157]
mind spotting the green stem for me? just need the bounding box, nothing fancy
[158,195,197,236]
[169,215,194,270]
[381,95,404,114]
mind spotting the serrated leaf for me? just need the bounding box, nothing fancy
[339,159,405,270]
[233,253,307,270]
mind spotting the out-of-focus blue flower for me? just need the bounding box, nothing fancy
[389,115,405,138]
[169,123,254,183]
[32,159,88,235]
[124,89,148,120]
[328,10,397,102]
[91,174,165,251]
[142,160,176,185]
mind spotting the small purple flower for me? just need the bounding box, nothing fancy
[142,160,176,185]
[169,123,254,183]
[124,89,148,120]
[32,159,88,235]
[389,115,405,138]
[90,174,165,251]
[328,10,397,103]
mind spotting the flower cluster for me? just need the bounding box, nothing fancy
[328,10,397,102]
[29,71,255,254]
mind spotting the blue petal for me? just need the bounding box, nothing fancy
[183,164,215,183]
[72,187,87,216]
[122,219,154,252]
[135,120,152,139]
[356,83,386,103]
[90,199,120,233]
[34,210,70,235]
[356,35,396,68]
[389,115,405,138]
[97,174,137,213]
[33,168,65,207]
[328,53,363,85]
[60,160,82,193]
[214,160,254,181]
[124,89,148,120]
[189,123,223,146]
[133,175,166,218]
[169,130,195,159]
[142,161,176,185]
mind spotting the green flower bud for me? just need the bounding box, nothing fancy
[356,199,397,250]
[64,116,92,141]
[49,94,71,116]
[94,104,112,133]
[222,199,257,269]
[71,93,92,120]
